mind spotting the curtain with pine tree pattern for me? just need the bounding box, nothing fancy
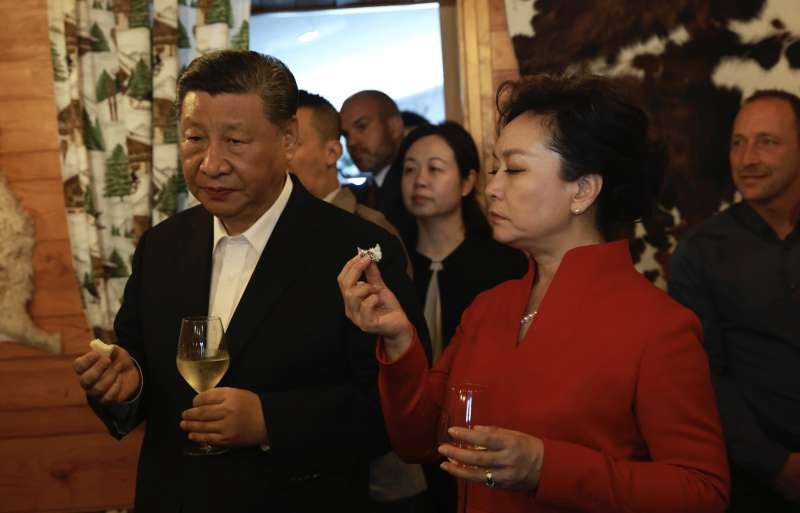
[47,0,251,340]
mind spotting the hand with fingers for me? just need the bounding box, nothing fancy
[180,387,267,447]
[438,425,544,492]
[73,345,141,404]
[338,252,414,360]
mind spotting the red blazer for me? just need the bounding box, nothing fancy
[379,241,730,513]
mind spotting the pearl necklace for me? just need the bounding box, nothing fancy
[520,310,538,325]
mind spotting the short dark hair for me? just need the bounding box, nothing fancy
[743,89,800,138]
[393,121,491,240]
[177,50,298,128]
[497,74,664,240]
[401,110,430,130]
[297,90,340,141]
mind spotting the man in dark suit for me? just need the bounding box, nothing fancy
[289,89,426,512]
[341,90,415,242]
[72,50,428,513]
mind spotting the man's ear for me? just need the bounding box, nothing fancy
[571,173,603,214]
[388,115,404,142]
[462,169,478,197]
[325,139,343,167]
[283,116,298,160]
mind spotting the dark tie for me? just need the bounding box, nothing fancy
[365,179,379,209]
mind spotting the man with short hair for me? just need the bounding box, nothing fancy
[401,110,430,137]
[670,90,800,511]
[291,90,400,239]
[290,90,425,512]
[341,90,414,241]
[72,50,427,513]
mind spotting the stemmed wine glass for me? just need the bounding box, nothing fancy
[176,316,230,456]
[438,383,487,513]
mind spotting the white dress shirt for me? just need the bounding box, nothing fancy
[322,186,341,204]
[373,164,390,187]
[208,174,293,330]
[110,176,294,441]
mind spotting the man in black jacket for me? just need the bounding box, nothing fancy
[73,50,428,513]
[670,89,800,511]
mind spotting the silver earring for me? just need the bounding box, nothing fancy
[572,208,581,214]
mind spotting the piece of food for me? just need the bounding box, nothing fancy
[89,338,115,358]
[357,243,382,262]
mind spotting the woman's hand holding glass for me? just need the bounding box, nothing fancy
[338,253,414,360]
[439,425,545,492]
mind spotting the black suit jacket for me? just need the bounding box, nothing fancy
[348,165,415,244]
[96,177,429,513]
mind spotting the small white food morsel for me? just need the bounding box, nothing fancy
[357,244,382,263]
[89,338,115,358]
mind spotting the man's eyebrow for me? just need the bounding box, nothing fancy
[731,131,780,139]
[181,119,245,130]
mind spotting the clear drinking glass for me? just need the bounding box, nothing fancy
[176,316,230,456]
[438,383,487,513]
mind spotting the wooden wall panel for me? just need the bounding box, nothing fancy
[0,100,61,154]
[6,179,70,241]
[0,432,142,513]
[457,0,519,191]
[0,406,108,440]
[29,240,85,318]
[0,150,63,183]
[0,358,88,411]
[0,0,140,511]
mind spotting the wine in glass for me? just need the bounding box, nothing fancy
[438,383,487,513]
[176,316,229,456]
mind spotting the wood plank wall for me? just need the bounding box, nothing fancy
[457,0,519,190]
[0,1,141,512]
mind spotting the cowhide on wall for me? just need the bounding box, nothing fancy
[505,0,800,288]
[0,172,61,353]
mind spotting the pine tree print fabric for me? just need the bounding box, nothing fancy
[47,0,251,340]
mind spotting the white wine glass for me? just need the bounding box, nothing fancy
[438,383,487,513]
[176,316,230,456]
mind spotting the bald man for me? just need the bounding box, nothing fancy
[341,90,415,243]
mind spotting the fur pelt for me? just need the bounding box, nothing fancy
[0,172,61,353]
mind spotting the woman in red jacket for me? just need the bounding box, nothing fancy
[338,74,730,513]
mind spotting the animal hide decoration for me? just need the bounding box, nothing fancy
[505,0,800,288]
[0,172,61,353]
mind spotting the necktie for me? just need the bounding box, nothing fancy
[366,179,379,209]
[423,260,444,362]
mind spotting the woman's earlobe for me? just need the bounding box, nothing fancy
[462,169,478,196]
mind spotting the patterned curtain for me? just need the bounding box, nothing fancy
[46,0,251,340]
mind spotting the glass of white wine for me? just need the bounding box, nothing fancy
[176,316,230,456]
[438,383,487,513]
